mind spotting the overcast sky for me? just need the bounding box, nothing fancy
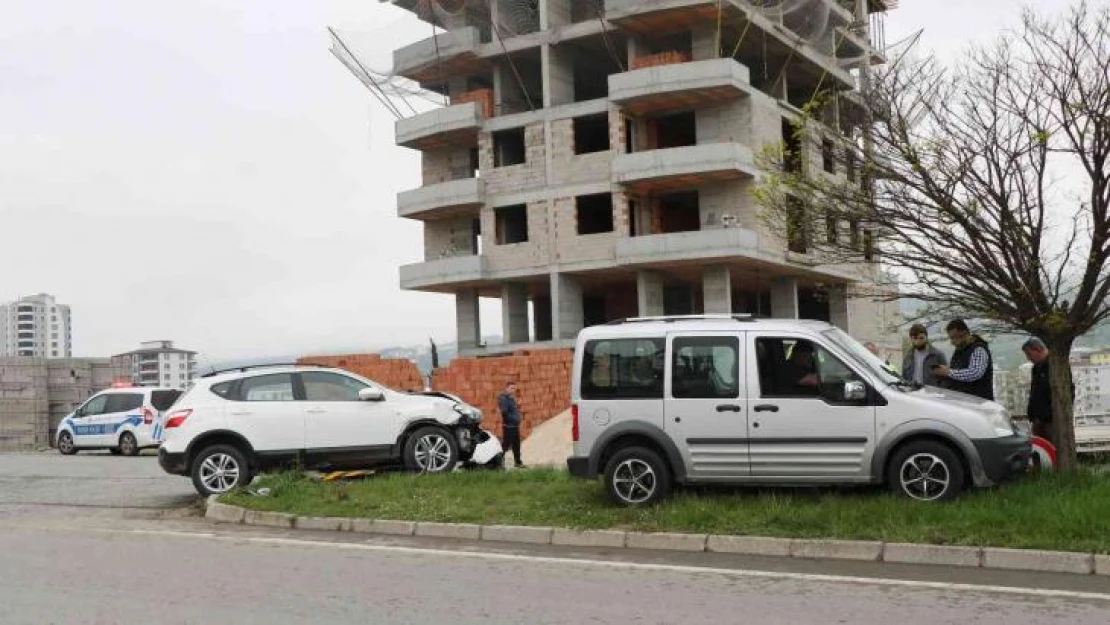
[0,0,1068,361]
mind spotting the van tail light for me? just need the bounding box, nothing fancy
[143,407,154,425]
[571,404,579,442]
[164,409,192,429]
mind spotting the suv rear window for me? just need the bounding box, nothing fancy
[581,338,665,399]
[210,381,234,399]
[151,390,182,411]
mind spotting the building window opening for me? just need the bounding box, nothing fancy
[657,191,701,234]
[576,193,615,235]
[493,128,526,167]
[495,204,529,244]
[574,114,610,154]
[649,111,696,150]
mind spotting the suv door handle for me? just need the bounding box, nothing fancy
[306,408,326,414]
[229,410,252,416]
[753,404,779,413]
[716,404,742,413]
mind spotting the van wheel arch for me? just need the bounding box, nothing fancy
[598,434,678,482]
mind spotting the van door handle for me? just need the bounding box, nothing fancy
[306,408,326,414]
[753,404,779,413]
[229,410,252,416]
[716,404,742,413]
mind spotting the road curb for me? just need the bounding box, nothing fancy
[208,498,1106,576]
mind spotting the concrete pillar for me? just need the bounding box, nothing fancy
[543,44,574,107]
[501,283,530,344]
[770,277,799,319]
[455,289,481,349]
[827,283,850,332]
[636,271,665,317]
[533,295,553,341]
[702,266,732,314]
[551,272,584,339]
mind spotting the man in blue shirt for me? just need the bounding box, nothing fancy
[497,381,525,468]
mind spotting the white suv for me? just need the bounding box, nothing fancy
[158,365,502,496]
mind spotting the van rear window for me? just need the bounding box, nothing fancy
[151,390,182,411]
[581,338,664,400]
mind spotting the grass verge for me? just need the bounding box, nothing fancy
[221,469,1110,553]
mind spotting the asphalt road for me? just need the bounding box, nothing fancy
[0,450,197,515]
[1,452,1108,624]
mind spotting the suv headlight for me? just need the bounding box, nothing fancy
[453,403,482,423]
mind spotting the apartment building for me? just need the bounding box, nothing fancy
[358,0,900,354]
[110,340,198,390]
[0,293,73,358]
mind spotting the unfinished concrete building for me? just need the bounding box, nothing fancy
[357,0,901,355]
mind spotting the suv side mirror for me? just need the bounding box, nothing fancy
[844,380,867,402]
[358,388,384,402]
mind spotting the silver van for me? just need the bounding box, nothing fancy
[566,316,1030,505]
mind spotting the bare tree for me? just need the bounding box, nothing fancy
[755,2,1110,470]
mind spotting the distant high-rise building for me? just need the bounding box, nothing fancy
[0,293,73,358]
[111,340,198,390]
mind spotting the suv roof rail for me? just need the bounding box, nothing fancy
[605,314,758,325]
[198,362,332,379]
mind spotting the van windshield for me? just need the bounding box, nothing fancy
[822,328,901,385]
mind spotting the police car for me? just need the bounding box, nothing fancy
[56,386,183,456]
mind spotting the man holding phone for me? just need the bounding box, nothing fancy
[933,319,996,400]
[901,324,947,386]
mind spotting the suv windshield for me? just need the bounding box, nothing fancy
[822,328,901,385]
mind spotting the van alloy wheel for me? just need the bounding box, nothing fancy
[57,432,77,455]
[118,432,138,457]
[899,453,951,501]
[612,458,657,504]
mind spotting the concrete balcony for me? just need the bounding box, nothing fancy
[609,58,751,116]
[395,102,483,151]
[393,26,484,83]
[616,228,760,267]
[399,255,487,291]
[604,0,715,33]
[397,178,484,220]
[612,143,758,194]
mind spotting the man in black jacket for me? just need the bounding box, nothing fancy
[1022,338,1073,446]
[934,319,995,400]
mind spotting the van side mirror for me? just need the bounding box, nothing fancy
[844,381,867,402]
[358,388,384,402]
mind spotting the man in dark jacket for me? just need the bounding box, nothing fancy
[901,323,948,386]
[497,381,525,468]
[1023,338,1068,446]
[935,319,995,400]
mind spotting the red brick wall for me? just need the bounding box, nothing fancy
[432,348,573,438]
[630,51,692,70]
[297,354,425,392]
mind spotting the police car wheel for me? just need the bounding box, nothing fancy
[118,432,139,457]
[57,432,78,455]
[191,445,252,496]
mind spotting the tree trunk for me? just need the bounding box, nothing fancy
[1045,341,1077,471]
